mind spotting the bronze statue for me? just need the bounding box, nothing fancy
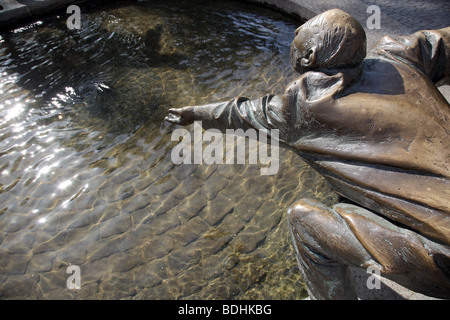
[165,9,450,299]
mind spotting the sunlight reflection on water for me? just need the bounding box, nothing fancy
[0,0,337,299]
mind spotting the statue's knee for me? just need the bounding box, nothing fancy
[288,198,347,250]
[288,199,342,266]
[288,199,311,220]
[288,200,311,231]
[288,198,330,229]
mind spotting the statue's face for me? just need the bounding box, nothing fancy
[290,26,315,74]
[290,9,367,73]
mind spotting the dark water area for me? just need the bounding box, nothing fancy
[0,0,337,299]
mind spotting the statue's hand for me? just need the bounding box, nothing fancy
[165,107,195,126]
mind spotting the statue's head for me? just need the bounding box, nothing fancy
[291,9,366,73]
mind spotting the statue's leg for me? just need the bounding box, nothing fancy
[288,199,450,299]
[287,198,376,300]
[333,202,450,298]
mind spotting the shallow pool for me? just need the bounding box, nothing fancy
[0,0,337,299]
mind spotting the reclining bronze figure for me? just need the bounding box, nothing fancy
[165,9,450,299]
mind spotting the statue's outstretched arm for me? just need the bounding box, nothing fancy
[165,94,289,138]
